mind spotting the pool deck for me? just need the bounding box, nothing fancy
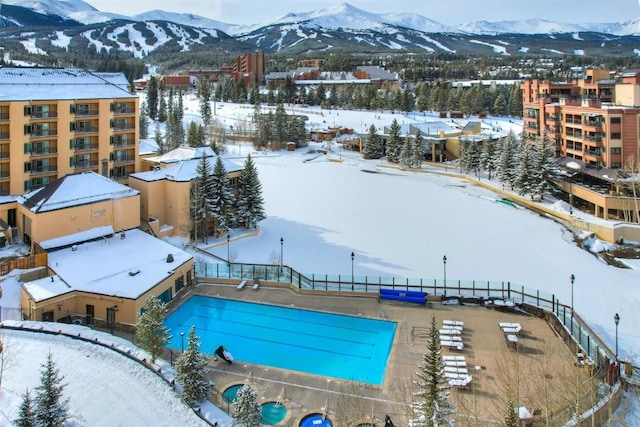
[189,281,582,426]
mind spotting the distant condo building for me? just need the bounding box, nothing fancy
[521,69,638,170]
[0,67,139,196]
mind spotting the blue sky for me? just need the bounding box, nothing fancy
[85,0,640,25]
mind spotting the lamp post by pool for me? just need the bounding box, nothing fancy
[351,252,355,291]
[226,234,231,266]
[180,332,185,353]
[570,273,575,332]
[442,255,447,287]
[280,237,284,273]
[614,313,620,361]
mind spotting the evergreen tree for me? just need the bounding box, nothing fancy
[175,326,212,407]
[187,121,204,147]
[515,144,535,197]
[198,81,212,127]
[147,76,158,120]
[236,154,266,229]
[191,153,214,240]
[15,388,36,427]
[362,124,383,159]
[509,84,523,117]
[465,140,482,176]
[532,132,555,199]
[399,133,413,168]
[480,137,499,180]
[412,316,454,427]
[315,82,326,105]
[158,91,167,123]
[154,124,166,155]
[211,156,234,234]
[494,93,507,116]
[496,132,519,189]
[410,129,424,168]
[136,295,171,363]
[274,104,287,150]
[329,85,338,107]
[386,119,402,163]
[232,384,262,427]
[34,353,69,427]
[139,100,149,139]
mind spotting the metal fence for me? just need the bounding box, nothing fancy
[196,260,620,368]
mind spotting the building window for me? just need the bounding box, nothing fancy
[611,147,621,154]
[158,288,172,303]
[610,132,621,139]
[175,276,184,293]
[610,117,621,124]
[611,162,621,168]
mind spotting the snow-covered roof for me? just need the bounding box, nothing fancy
[139,138,160,156]
[23,228,193,301]
[144,145,216,164]
[0,67,136,101]
[40,225,114,250]
[19,172,139,213]
[131,156,242,183]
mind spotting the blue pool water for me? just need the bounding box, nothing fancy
[164,295,397,385]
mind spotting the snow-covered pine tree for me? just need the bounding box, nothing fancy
[532,131,555,199]
[480,137,499,180]
[136,295,171,363]
[139,100,149,139]
[399,133,413,168]
[198,80,212,127]
[175,326,212,407]
[515,143,535,197]
[232,384,262,427]
[386,119,402,163]
[34,353,69,427]
[363,124,383,159]
[410,129,424,168]
[236,154,266,229]
[466,140,482,176]
[412,316,454,427]
[211,156,234,234]
[14,388,36,427]
[496,131,519,189]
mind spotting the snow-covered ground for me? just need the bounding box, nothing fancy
[0,100,638,425]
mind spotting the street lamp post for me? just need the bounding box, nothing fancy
[351,252,355,291]
[614,313,620,360]
[180,332,185,353]
[280,237,284,273]
[442,255,447,287]
[227,234,231,266]
[570,273,575,332]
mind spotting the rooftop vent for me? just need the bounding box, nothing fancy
[129,269,141,276]
[120,231,126,239]
[166,253,174,263]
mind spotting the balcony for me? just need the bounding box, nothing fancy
[113,125,135,132]
[583,120,603,131]
[0,171,9,181]
[0,132,8,141]
[29,149,58,157]
[0,151,9,159]
[113,157,135,165]
[112,140,135,148]
[30,167,58,176]
[74,127,99,135]
[31,111,58,119]
[30,130,57,139]
[114,108,135,116]
[75,144,99,152]
[74,160,99,170]
[0,113,8,122]
[75,109,99,117]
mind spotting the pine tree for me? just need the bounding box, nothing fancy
[412,316,454,427]
[15,388,36,427]
[515,144,535,197]
[465,140,481,176]
[232,384,262,427]
[411,129,424,168]
[147,76,158,120]
[362,124,382,159]
[139,100,149,139]
[496,131,519,189]
[399,133,413,168]
[192,153,214,240]
[211,156,234,234]
[386,119,402,163]
[34,353,69,427]
[154,124,166,155]
[533,132,555,199]
[158,91,167,123]
[136,295,171,363]
[494,93,507,116]
[236,154,266,229]
[175,326,212,407]
[480,137,499,180]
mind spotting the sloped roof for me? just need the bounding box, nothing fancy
[144,146,216,164]
[139,138,160,156]
[19,172,139,213]
[131,156,242,183]
[0,67,135,101]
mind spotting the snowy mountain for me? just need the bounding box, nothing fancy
[0,0,129,24]
[456,18,640,36]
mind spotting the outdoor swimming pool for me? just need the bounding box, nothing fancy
[164,295,397,385]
